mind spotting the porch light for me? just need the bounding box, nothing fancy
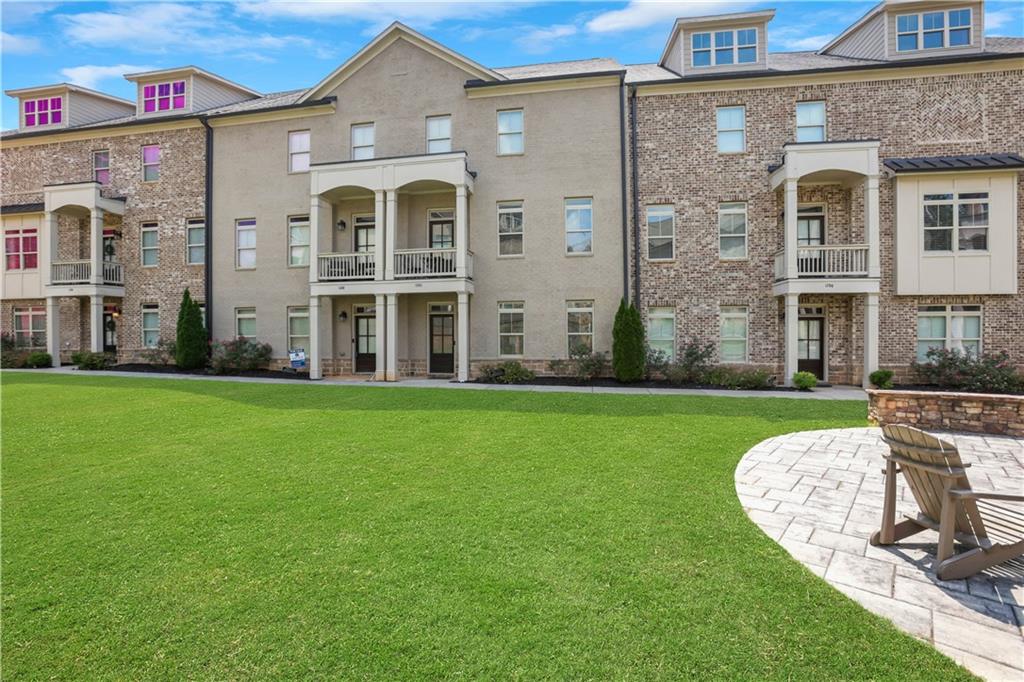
[339,311,348,321]
[336,219,347,231]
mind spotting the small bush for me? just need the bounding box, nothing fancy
[70,351,113,370]
[211,338,273,373]
[612,300,645,383]
[23,351,53,369]
[792,371,818,391]
[140,339,176,366]
[550,346,609,381]
[1,334,27,368]
[478,361,536,384]
[703,366,774,390]
[662,340,716,386]
[912,348,1023,394]
[644,346,670,379]
[175,289,207,370]
[869,369,894,390]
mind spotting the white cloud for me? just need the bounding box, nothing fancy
[516,23,577,54]
[772,31,835,51]
[1,2,56,26]
[1,31,41,55]
[586,1,749,34]
[60,64,156,89]
[985,8,1021,31]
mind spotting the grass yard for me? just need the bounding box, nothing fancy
[2,374,971,680]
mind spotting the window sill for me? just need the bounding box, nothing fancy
[717,151,747,156]
[648,258,675,264]
[235,267,257,271]
[497,152,525,158]
[565,252,594,258]
[287,170,310,176]
[497,254,525,260]
[719,257,750,262]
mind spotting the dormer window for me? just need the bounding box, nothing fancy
[897,8,971,52]
[142,80,187,113]
[23,96,62,127]
[692,28,757,67]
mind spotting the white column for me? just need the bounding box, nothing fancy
[865,175,881,279]
[46,296,61,366]
[89,208,104,284]
[309,195,327,284]
[384,190,397,280]
[783,293,800,387]
[457,291,470,382]
[784,178,799,280]
[41,211,59,286]
[455,184,468,278]
[863,292,879,388]
[385,293,398,381]
[308,295,321,379]
[89,295,104,353]
[374,190,386,281]
[374,294,387,380]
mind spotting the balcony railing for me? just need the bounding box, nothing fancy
[50,261,124,286]
[318,252,375,281]
[774,245,870,280]
[395,248,457,278]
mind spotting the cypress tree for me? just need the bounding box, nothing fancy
[612,299,646,382]
[175,288,207,369]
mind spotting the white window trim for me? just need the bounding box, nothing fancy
[922,191,989,254]
[497,109,524,156]
[12,306,46,348]
[646,205,675,261]
[141,144,160,182]
[691,27,758,67]
[93,149,110,184]
[716,105,746,154]
[498,301,525,357]
[795,101,827,143]
[916,304,982,360]
[352,213,376,253]
[287,306,310,352]
[351,122,375,160]
[647,307,676,362]
[287,214,311,267]
[140,222,159,267]
[236,218,257,270]
[186,218,205,266]
[718,202,748,260]
[235,307,256,339]
[896,8,972,53]
[426,114,452,154]
[497,200,524,258]
[288,129,311,173]
[564,197,594,256]
[719,305,749,364]
[141,304,160,348]
[566,300,594,354]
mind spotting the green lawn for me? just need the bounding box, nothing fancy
[2,374,971,680]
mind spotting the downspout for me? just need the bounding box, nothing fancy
[628,85,641,308]
[200,116,213,341]
[617,73,629,303]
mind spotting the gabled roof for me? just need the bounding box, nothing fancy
[659,9,776,66]
[299,22,504,103]
[123,66,261,97]
[4,82,135,107]
[818,1,885,54]
[884,153,1024,173]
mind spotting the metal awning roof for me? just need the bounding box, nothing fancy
[883,153,1024,173]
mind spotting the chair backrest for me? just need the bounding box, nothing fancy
[881,424,985,538]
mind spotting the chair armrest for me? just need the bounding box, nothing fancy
[949,489,1024,502]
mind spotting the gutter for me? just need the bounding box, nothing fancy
[464,69,626,89]
[200,116,214,340]
[628,84,641,308]
[617,73,629,302]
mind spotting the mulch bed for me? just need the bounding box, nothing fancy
[107,363,310,380]
[474,376,800,392]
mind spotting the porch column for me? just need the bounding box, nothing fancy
[384,190,397,280]
[308,295,321,379]
[784,178,799,280]
[89,208,104,284]
[863,292,879,388]
[385,293,398,381]
[309,195,328,284]
[89,295,104,353]
[865,175,881,279]
[457,292,470,382]
[455,184,468,278]
[783,293,799,387]
[374,190,386,281]
[46,296,61,366]
[374,294,387,381]
[41,211,59,286]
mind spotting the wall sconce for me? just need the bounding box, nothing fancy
[336,218,347,231]
[338,310,348,321]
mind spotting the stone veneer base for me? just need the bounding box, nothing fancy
[868,389,1024,438]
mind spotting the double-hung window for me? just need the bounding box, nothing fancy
[288,215,310,266]
[142,145,161,181]
[142,80,186,112]
[236,307,256,339]
[647,307,676,362]
[288,130,310,172]
[692,29,756,67]
[141,222,159,266]
[898,8,971,51]
[718,202,747,259]
[93,150,111,184]
[646,205,674,260]
[497,109,524,155]
[426,115,452,153]
[142,304,160,348]
[236,218,256,269]
[565,197,593,255]
[5,228,38,270]
[351,123,374,160]
[288,307,310,351]
[23,96,62,127]
[796,102,826,142]
[13,306,46,348]
[567,300,594,354]
[917,305,981,360]
[923,192,988,252]
[716,106,745,153]
[719,306,748,363]
[186,218,205,265]
[498,301,525,356]
[497,201,524,256]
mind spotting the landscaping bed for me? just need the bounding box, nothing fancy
[475,375,800,392]
[107,363,309,380]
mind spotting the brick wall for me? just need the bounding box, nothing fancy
[868,388,1024,437]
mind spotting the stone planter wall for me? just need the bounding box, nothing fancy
[867,389,1024,437]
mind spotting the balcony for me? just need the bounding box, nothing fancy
[773,245,869,280]
[51,260,124,286]
[318,252,375,281]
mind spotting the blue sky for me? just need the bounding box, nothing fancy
[3,1,1022,129]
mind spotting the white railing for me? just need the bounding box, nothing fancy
[318,252,375,280]
[395,248,457,278]
[102,261,124,285]
[51,261,91,284]
[774,244,870,280]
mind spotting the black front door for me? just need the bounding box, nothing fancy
[103,313,117,353]
[430,313,455,374]
[430,220,454,249]
[797,215,825,274]
[355,315,376,373]
[798,317,825,380]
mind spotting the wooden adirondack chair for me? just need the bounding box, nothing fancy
[870,424,1024,580]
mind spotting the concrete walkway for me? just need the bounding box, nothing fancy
[4,367,867,400]
[736,428,1024,680]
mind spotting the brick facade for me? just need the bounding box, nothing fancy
[631,68,1024,385]
[1,126,206,361]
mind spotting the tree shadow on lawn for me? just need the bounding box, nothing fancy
[7,372,869,424]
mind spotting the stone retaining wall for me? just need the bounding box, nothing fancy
[867,389,1024,437]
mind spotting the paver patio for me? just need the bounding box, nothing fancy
[736,428,1024,681]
